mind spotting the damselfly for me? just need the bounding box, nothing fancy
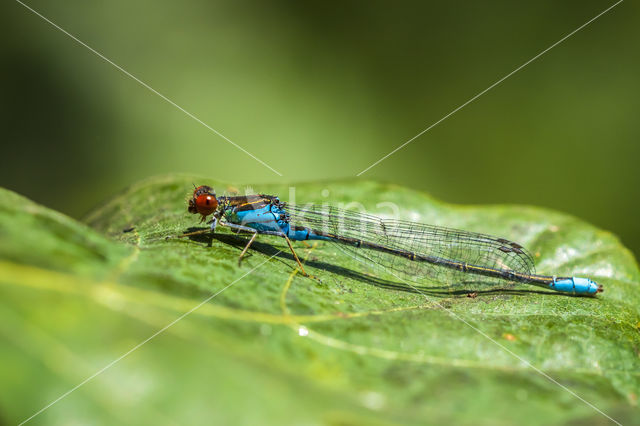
[175,185,602,295]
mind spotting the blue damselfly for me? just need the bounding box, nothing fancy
[178,185,601,295]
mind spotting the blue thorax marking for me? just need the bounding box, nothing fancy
[225,204,330,241]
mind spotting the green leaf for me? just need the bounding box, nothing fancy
[1,174,639,425]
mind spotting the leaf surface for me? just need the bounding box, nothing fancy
[1,175,639,425]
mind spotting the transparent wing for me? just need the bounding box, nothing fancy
[286,204,535,288]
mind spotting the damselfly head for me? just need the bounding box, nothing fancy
[188,185,218,221]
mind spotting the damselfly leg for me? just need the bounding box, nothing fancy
[224,223,309,276]
[180,221,310,276]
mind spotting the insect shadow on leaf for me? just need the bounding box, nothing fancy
[181,227,561,299]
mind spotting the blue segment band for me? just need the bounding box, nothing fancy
[550,277,599,294]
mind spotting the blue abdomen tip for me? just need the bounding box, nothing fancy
[550,277,602,294]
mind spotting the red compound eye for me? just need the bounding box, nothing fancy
[188,185,218,219]
[195,193,217,215]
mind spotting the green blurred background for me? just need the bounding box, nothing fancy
[1,0,638,257]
